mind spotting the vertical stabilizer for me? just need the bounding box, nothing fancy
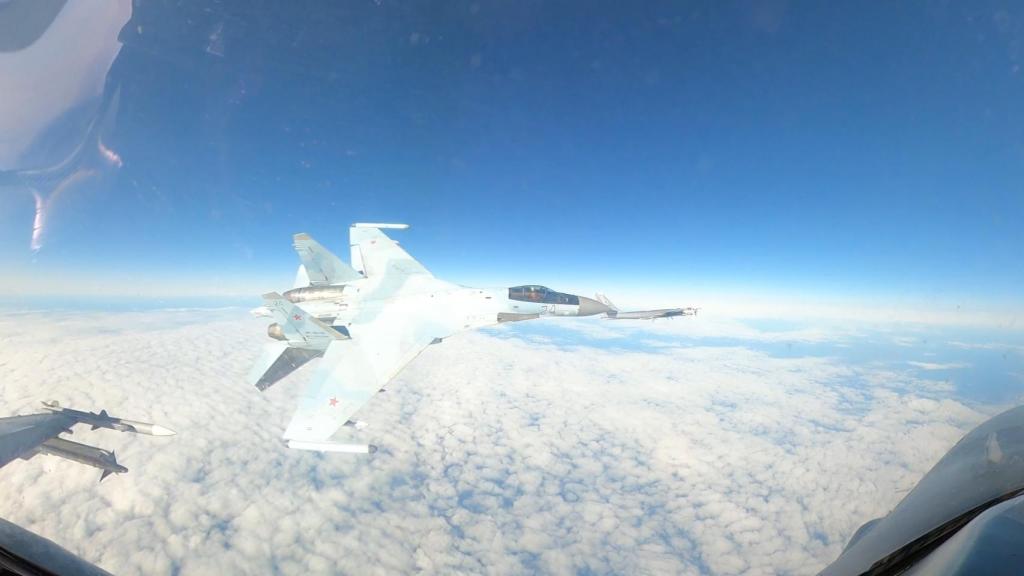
[595,293,618,311]
[350,243,365,277]
[293,265,310,289]
[348,223,432,278]
[292,233,362,285]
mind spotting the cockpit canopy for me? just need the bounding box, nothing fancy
[508,285,580,305]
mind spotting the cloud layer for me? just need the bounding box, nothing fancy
[0,309,999,574]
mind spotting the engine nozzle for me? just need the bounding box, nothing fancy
[267,323,287,341]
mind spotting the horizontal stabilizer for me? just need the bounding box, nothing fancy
[261,292,348,349]
[293,233,362,285]
[248,341,323,391]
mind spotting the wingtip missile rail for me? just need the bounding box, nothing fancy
[41,401,176,436]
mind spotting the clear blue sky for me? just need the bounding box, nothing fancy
[1,1,1021,305]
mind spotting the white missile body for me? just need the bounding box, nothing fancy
[286,440,377,454]
[41,401,176,436]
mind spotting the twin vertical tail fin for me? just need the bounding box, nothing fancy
[349,223,432,278]
[292,233,362,286]
[595,293,618,318]
[595,293,618,311]
[247,293,349,391]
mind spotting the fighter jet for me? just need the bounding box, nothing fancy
[251,223,683,453]
[0,401,175,481]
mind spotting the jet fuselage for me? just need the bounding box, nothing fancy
[278,279,610,331]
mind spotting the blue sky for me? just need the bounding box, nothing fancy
[1,1,1021,311]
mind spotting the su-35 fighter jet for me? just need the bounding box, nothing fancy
[250,223,686,453]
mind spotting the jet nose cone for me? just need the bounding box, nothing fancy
[577,296,612,316]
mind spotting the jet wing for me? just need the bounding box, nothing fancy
[0,413,76,469]
[349,223,432,278]
[293,233,362,285]
[0,404,174,480]
[282,309,452,450]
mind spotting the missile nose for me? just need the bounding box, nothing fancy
[577,296,612,316]
[149,424,176,436]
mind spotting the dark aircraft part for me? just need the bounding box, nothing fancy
[0,0,67,53]
[844,517,882,551]
[861,486,1024,576]
[0,413,76,469]
[902,493,1024,576]
[822,405,1024,575]
[0,517,112,576]
[253,347,322,391]
[508,285,580,305]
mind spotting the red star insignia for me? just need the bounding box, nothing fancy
[293,314,302,321]
[329,397,338,407]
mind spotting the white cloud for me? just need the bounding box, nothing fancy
[946,340,1024,354]
[906,361,969,371]
[0,309,1002,575]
